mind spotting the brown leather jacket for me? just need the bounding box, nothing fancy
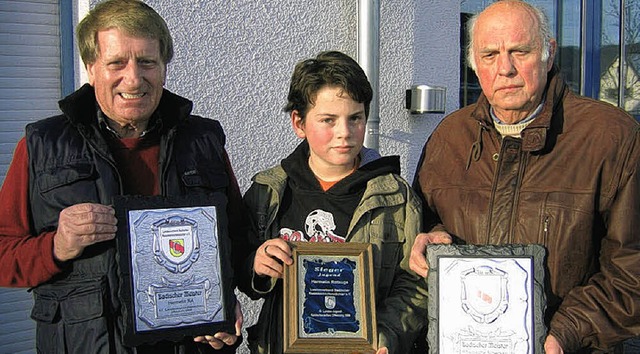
[415,67,640,352]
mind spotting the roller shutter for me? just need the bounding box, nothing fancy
[0,1,62,353]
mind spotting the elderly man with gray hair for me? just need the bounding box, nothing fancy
[410,0,640,353]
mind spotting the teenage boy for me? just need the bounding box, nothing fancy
[237,51,426,354]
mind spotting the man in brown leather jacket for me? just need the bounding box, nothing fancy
[410,1,640,353]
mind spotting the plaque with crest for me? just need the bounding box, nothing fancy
[283,242,377,354]
[114,194,235,347]
[425,244,547,354]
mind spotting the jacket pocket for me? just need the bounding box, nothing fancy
[32,278,111,353]
[35,162,99,206]
[59,284,104,324]
[36,163,95,193]
[180,162,229,191]
[30,296,59,323]
[542,207,594,297]
[31,277,106,324]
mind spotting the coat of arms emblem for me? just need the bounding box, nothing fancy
[325,295,336,310]
[460,265,509,324]
[153,215,200,273]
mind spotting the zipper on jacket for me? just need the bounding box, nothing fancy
[507,151,527,243]
[543,215,549,244]
[487,136,526,244]
[159,128,176,195]
[85,138,124,195]
[258,180,282,242]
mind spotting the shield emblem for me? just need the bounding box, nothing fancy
[461,265,508,324]
[153,216,200,273]
[159,225,194,264]
[169,239,185,257]
[325,296,336,310]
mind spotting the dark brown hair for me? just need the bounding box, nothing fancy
[284,51,373,120]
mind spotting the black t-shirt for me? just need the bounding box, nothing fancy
[277,140,398,243]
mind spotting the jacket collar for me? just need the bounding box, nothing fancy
[57,83,194,134]
[470,66,567,152]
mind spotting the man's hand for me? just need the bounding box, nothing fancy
[409,231,452,277]
[376,346,388,354]
[544,335,565,354]
[253,238,293,279]
[54,203,117,262]
[194,300,243,349]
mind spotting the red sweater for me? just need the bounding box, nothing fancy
[0,137,244,287]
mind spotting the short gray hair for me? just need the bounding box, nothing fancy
[466,0,553,72]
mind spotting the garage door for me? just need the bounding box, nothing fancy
[0,1,62,353]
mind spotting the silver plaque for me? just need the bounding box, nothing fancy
[128,206,224,331]
[426,244,547,354]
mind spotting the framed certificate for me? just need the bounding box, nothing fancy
[425,244,547,354]
[113,194,236,347]
[283,242,377,354]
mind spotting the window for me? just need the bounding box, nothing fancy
[597,0,640,116]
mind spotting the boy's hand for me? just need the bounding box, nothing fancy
[253,238,293,279]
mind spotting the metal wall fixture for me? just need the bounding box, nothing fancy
[406,85,446,114]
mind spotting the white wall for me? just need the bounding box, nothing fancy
[83,1,461,352]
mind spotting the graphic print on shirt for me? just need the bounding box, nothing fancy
[280,209,346,243]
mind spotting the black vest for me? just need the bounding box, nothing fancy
[26,85,231,353]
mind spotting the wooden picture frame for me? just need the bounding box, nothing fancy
[283,242,377,354]
[113,194,236,347]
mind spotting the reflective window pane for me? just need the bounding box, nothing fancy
[558,1,582,94]
[623,1,640,115]
[599,1,621,107]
